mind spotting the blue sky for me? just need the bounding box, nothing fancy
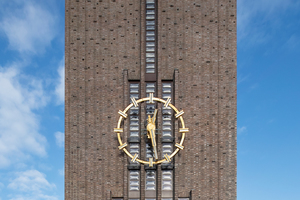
[238,0,300,199]
[0,0,299,200]
[0,0,64,199]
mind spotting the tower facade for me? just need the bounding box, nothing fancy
[65,0,236,199]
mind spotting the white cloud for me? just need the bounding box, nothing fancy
[9,194,58,200]
[8,170,55,192]
[54,132,64,148]
[7,170,57,200]
[0,1,56,54]
[54,58,64,105]
[0,66,48,168]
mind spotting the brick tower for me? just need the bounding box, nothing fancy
[65,0,236,199]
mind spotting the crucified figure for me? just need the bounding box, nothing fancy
[146,109,158,160]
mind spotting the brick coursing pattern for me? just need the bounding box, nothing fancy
[65,0,236,199]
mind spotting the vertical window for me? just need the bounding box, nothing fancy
[145,82,156,157]
[162,83,173,137]
[128,83,140,199]
[130,143,140,155]
[146,82,156,95]
[145,0,157,198]
[145,170,156,190]
[161,82,173,199]
[162,114,172,137]
[130,83,140,137]
[145,82,156,199]
[146,143,153,160]
[162,144,173,158]
[162,171,172,190]
[146,83,156,115]
[145,0,156,74]
[129,170,140,191]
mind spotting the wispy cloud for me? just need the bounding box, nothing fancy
[238,0,298,44]
[54,58,64,105]
[237,73,250,84]
[250,83,259,90]
[58,168,64,176]
[0,1,57,54]
[284,34,300,50]
[0,182,4,191]
[0,65,48,168]
[238,126,247,135]
[7,169,57,200]
[54,131,64,148]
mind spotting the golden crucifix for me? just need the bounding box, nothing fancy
[146,109,158,160]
